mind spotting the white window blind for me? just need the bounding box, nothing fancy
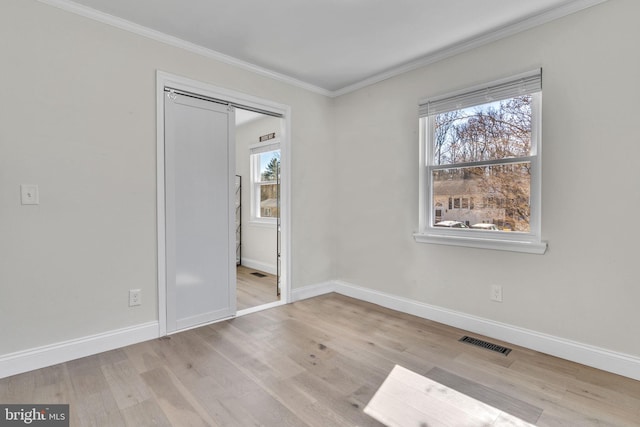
[249,140,280,155]
[419,69,542,117]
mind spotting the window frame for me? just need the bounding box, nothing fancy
[414,71,547,254]
[249,140,280,225]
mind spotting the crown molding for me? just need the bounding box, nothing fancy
[36,0,333,97]
[331,0,609,97]
[38,0,606,98]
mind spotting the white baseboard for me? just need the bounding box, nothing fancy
[292,279,640,382]
[5,281,639,382]
[291,281,336,302]
[0,322,159,379]
[240,258,277,275]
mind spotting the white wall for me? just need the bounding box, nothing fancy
[3,0,638,377]
[332,0,640,358]
[235,116,280,274]
[0,0,334,356]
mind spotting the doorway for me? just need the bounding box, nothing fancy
[235,109,282,312]
[156,71,291,336]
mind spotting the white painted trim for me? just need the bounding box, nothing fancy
[413,233,548,254]
[37,0,606,97]
[237,300,285,317]
[5,278,638,382]
[156,71,293,334]
[331,0,609,96]
[291,281,337,302]
[157,71,292,117]
[291,279,640,381]
[240,258,277,276]
[156,76,167,337]
[278,104,293,305]
[0,322,158,379]
[417,86,546,255]
[36,0,331,97]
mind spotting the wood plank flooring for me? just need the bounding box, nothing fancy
[236,266,279,310]
[2,293,639,426]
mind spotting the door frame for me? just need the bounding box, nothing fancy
[156,70,292,336]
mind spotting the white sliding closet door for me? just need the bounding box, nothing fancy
[164,92,236,333]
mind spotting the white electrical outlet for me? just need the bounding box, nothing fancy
[129,289,141,306]
[490,284,503,302]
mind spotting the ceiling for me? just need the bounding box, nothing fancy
[43,0,606,95]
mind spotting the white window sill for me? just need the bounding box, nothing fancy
[413,232,547,254]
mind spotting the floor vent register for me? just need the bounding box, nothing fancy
[459,335,512,356]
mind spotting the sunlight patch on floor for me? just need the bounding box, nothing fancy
[365,365,534,427]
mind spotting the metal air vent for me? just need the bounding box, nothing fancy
[459,336,512,356]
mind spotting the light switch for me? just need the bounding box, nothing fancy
[21,184,39,205]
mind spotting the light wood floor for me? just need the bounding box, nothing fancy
[2,294,639,426]
[236,265,279,310]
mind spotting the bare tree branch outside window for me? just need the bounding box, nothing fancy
[432,96,532,231]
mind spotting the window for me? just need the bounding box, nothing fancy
[415,70,547,254]
[250,140,280,222]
